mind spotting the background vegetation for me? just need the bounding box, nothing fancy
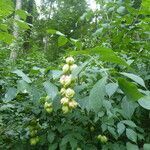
[0,0,150,149]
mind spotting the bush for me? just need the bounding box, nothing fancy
[0,56,150,150]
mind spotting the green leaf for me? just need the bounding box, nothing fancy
[4,87,17,102]
[61,135,71,145]
[0,24,8,31]
[17,80,31,93]
[121,98,138,119]
[47,29,57,34]
[120,72,146,88]
[117,122,125,136]
[70,46,129,67]
[47,29,65,36]
[58,36,68,47]
[140,0,150,15]
[126,128,137,143]
[143,144,150,150]
[118,78,143,101]
[89,77,107,112]
[121,120,137,128]
[48,143,58,150]
[12,69,31,83]
[78,96,89,110]
[56,31,65,36]
[0,32,14,44]
[0,80,5,85]
[72,60,91,77]
[15,20,30,30]
[0,104,14,111]
[92,28,103,36]
[0,0,13,18]
[43,81,58,100]
[16,9,28,20]
[70,39,83,50]
[126,142,139,150]
[108,126,118,139]
[75,41,83,50]
[106,83,118,97]
[117,6,126,15]
[51,70,62,79]
[47,131,55,143]
[70,138,77,149]
[138,96,150,110]
[103,100,112,111]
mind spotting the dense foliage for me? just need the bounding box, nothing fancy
[0,0,150,150]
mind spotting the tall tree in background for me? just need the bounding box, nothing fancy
[10,0,22,61]
[33,0,88,61]
[23,0,35,50]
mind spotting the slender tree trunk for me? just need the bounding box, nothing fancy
[10,0,22,61]
[23,0,34,50]
[43,36,49,52]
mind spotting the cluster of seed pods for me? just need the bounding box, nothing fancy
[59,56,78,113]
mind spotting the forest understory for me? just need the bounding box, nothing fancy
[0,0,150,149]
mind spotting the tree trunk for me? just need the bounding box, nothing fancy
[43,36,49,52]
[23,0,34,50]
[10,0,22,61]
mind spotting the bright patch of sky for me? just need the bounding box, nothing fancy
[35,0,41,12]
[35,0,97,11]
[87,0,97,10]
